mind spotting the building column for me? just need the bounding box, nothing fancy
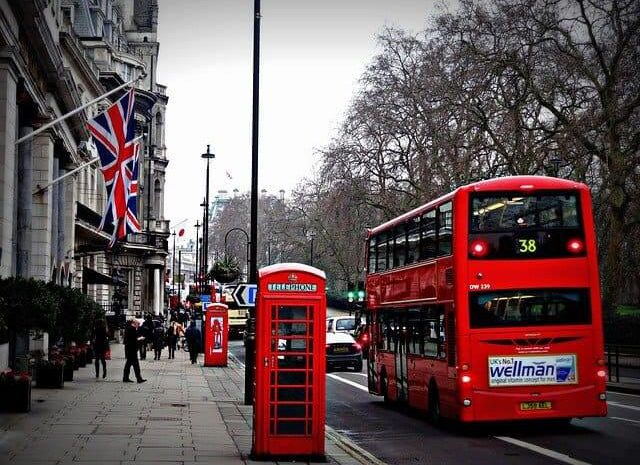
[153,267,161,316]
[16,125,33,277]
[0,63,18,277]
[63,171,76,286]
[51,156,59,281]
[31,133,54,281]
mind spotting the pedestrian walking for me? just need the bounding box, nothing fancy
[139,314,153,360]
[123,318,146,383]
[185,320,202,365]
[92,319,109,379]
[153,323,165,360]
[167,321,179,359]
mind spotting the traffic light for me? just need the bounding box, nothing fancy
[347,290,354,302]
[357,289,365,301]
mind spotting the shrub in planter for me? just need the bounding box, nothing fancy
[35,359,64,388]
[210,255,240,283]
[84,344,94,364]
[0,370,32,412]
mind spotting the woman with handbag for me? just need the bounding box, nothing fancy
[93,319,110,379]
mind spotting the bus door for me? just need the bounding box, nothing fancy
[394,314,408,402]
[366,312,377,392]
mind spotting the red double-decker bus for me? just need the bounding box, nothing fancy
[365,176,607,423]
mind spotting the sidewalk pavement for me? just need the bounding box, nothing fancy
[606,377,640,395]
[0,345,372,465]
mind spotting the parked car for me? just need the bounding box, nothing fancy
[326,331,363,372]
[353,323,370,358]
[326,316,357,335]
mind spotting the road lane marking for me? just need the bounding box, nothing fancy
[327,373,370,392]
[608,401,640,411]
[609,416,640,425]
[495,436,591,465]
[611,416,640,426]
[607,391,640,398]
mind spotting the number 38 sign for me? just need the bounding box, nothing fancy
[517,238,537,254]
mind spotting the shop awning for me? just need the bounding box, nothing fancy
[83,267,125,286]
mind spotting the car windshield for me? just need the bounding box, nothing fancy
[336,319,356,331]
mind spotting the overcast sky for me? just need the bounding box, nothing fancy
[157,0,442,239]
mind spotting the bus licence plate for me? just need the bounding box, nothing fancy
[520,401,552,411]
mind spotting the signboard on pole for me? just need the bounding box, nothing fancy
[232,283,257,307]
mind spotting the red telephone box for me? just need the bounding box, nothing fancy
[252,263,326,461]
[204,303,228,367]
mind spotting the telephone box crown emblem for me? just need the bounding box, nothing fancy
[288,273,298,282]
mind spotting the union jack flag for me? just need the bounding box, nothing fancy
[87,88,139,246]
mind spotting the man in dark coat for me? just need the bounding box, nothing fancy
[123,318,146,383]
[185,320,202,365]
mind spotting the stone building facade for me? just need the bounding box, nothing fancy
[0,0,169,366]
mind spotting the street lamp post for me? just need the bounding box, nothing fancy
[171,231,176,297]
[224,228,250,279]
[246,0,262,406]
[309,231,315,267]
[200,199,206,291]
[178,250,182,296]
[201,145,215,288]
[194,221,200,291]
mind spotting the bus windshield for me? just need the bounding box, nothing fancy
[471,192,580,231]
[469,192,584,259]
[469,289,591,328]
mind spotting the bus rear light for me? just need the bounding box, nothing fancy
[566,238,584,254]
[599,393,607,401]
[463,399,472,407]
[596,358,605,366]
[461,375,472,383]
[470,240,489,257]
[597,369,607,378]
[461,363,470,371]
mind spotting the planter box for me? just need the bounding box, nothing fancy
[0,377,32,412]
[85,347,94,364]
[35,364,64,388]
[63,357,74,382]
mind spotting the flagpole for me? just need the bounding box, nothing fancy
[15,74,146,146]
[32,135,145,195]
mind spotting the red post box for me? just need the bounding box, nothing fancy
[204,303,228,367]
[252,263,326,461]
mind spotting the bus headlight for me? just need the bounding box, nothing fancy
[463,399,472,407]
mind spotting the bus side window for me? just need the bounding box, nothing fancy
[438,202,453,256]
[368,236,377,272]
[437,312,446,359]
[394,224,407,268]
[421,210,437,260]
[407,217,420,264]
[376,233,387,272]
[425,315,439,357]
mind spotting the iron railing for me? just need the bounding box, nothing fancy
[605,344,640,382]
